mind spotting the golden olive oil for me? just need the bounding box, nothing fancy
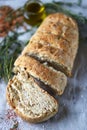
[24,0,46,26]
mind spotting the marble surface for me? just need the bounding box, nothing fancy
[0,0,87,130]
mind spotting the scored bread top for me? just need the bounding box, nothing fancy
[22,13,79,76]
[22,42,72,76]
[14,55,67,95]
[6,74,58,123]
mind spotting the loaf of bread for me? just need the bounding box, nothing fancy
[14,55,67,95]
[6,13,79,123]
[22,13,79,76]
[6,73,58,123]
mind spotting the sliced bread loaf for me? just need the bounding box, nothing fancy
[22,13,79,76]
[6,74,58,123]
[14,55,67,95]
[22,42,72,76]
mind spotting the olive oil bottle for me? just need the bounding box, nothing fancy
[24,0,46,26]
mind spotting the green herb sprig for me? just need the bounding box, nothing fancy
[0,30,34,82]
[0,32,22,81]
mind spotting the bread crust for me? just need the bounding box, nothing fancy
[22,42,72,76]
[6,77,58,123]
[22,13,79,76]
[14,55,67,95]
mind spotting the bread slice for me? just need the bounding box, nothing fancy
[14,55,67,95]
[6,74,58,123]
[22,13,79,76]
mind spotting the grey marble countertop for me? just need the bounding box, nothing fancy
[0,0,87,130]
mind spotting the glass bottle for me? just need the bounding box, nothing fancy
[24,0,46,26]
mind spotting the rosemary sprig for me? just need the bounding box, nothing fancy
[0,33,21,81]
[0,26,37,82]
[0,32,27,81]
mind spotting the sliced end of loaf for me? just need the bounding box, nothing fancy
[6,74,58,123]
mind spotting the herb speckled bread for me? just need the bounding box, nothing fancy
[14,55,67,95]
[6,13,79,123]
[22,13,79,76]
[6,74,58,123]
